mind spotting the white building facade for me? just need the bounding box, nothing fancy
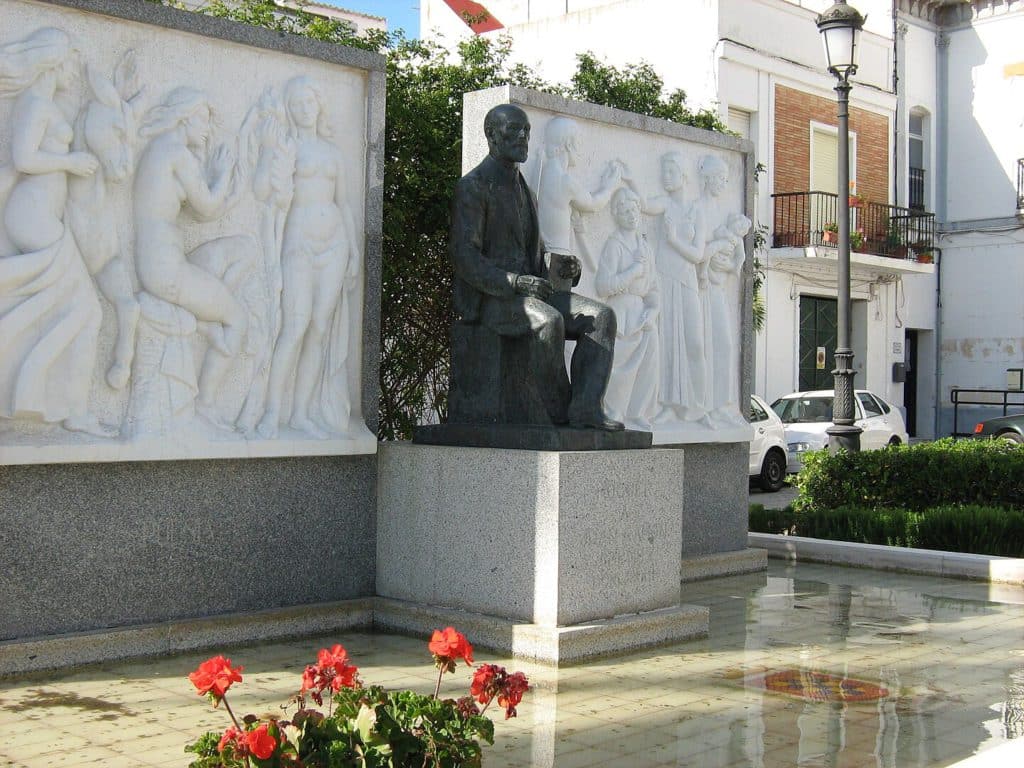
[424,0,1024,439]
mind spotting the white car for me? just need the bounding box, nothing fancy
[770,389,910,473]
[749,395,789,492]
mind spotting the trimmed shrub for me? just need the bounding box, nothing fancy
[749,503,1024,556]
[795,439,1024,514]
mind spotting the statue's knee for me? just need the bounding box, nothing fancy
[596,306,616,339]
[538,310,564,344]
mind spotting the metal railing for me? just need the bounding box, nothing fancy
[771,191,935,260]
[909,166,925,211]
[1017,158,1024,213]
[950,388,1024,438]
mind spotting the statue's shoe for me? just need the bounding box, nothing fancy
[568,412,625,431]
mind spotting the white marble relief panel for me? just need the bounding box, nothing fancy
[517,109,752,444]
[0,2,375,464]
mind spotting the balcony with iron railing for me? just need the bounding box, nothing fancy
[771,191,936,265]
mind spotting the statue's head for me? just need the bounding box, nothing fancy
[544,116,580,165]
[0,27,75,96]
[612,187,641,230]
[285,75,331,138]
[660,152,687,193]
[484,104,530,165]
[139,87,211,145]
[699,154,728,196]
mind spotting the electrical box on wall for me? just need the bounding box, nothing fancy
[892,362,907,383]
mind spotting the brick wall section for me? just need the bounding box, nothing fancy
[774,84,889,203]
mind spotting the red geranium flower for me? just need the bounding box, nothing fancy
[470,663,501,705]
[243,723,277,760]
[429,627,474,671]
[317,644,349,669]
[217,725,243,753]
[469,664,529,718]
[188,656,243,701]
[301,644,360,705]
[498,671,530,719]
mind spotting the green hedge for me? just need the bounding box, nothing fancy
[750,503,1024,557]
[795,439,1024,513]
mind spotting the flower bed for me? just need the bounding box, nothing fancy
[185,628,528,767]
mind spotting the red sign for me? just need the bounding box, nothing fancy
[442,0,504,33]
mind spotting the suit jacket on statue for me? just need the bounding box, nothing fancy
[450,154,546,324]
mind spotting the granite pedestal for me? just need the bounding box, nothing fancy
[376,442,708,663]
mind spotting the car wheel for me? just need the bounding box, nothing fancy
[887,436,902,446]
[759,450,786,492]
[997,431,1024,445]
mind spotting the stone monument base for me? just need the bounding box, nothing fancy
[413,423,651,451]
[375,597,708,665]
[377,442,708,662]
[680,548,768,582]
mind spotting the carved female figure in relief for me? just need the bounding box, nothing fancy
[595,187,660,430]
[0,27,113,436]
[257,76,361,439]
[706,211,750,424]
[623,152,707,423]
[133,87,252,427]
[696,154,748,425]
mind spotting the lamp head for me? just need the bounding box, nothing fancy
[816,0,866,82]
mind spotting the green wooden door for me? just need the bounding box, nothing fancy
[799,296,837,391]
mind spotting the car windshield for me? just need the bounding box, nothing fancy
[771,396,834,424]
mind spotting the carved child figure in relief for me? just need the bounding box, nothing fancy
[595,187,660,430]
[0,27,114,437]
[133,87,253,428]
[257,76,361,439]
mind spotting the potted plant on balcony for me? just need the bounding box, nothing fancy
[885,222,907,258]
[915,249,934,264]
[848,182,865,209]
[822,222,838,245]
[850,229,865,252]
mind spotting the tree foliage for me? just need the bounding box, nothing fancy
[162,0,733,439]
[568,53,729,132]
[379,35,553,439]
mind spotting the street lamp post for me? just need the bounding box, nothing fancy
[817,0,865,454]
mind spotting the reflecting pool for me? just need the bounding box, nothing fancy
[1,560,1022,767]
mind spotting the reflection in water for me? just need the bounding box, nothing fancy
[1005,667,1024,739]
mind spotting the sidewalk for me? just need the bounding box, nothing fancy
[748,480,799,510]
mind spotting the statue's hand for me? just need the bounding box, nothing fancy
[515,274,553,301]
[570,209,586,234]
[67,152,99,177]
[210,144,235,181]
[602,160,623,186]
[558,254,582,281]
